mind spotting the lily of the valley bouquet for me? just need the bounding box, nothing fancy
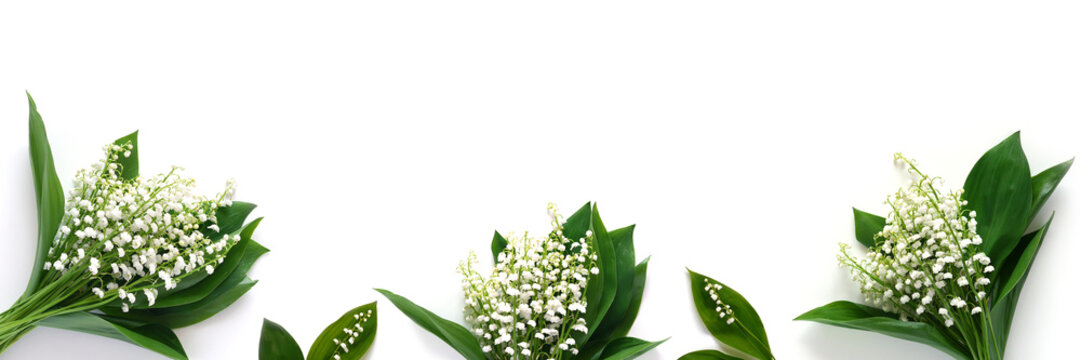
[379,202,664,360]
[797,133,1071,360]
[0,94,267,359]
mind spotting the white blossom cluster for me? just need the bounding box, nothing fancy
[41,142,239,312]
[703,281,736,325]
[330,309,374,360]
[458,204,599,360]
[840,154,993,333]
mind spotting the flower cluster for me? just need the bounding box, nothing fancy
[703,281,736,325]
[330,308,374,360]
[458,204,598,360]
[839,154,993,332]
[40,142,239,312]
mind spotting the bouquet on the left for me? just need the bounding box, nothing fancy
[0,93,268,359]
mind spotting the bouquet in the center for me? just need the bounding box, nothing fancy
[379,202,664,360]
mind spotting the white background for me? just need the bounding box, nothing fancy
[1,1,1079,359]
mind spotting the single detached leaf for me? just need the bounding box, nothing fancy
[38,311,187,360]
[260,319,304,360]
[678,349,746,360]
[688,270,772,360]
[113,130,139,180]
[989,215,1053,356]
[490,230,508,263]
[597,336,667,360]
[23,92,66,298]
[852,208,885,248]
[795,301,969,360]
[375,289,485,360]
[308,302,378,360]
[963,132,1033,271]
[1028,158,1072,224]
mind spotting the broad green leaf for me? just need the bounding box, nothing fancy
[375,289,484,360]
[108,276,258,328]
[150,219,263,308]
[260,319,304,360]
[607,257,650,339]
[592,225,637,341]
[562,202,593,239]
[852,208,885,248]
[307,302,377,360]
[112,130,139,180]
[214,201,258,236]
[1028,159,1072,224]
[795,301,969,360]
[963,132,1033,271]
[688,270,772,360]
[597,336,666,360]
[989,215,1053,356]
[24,92,65,298]
[678,349,746,360]
[583,204,617,343]
[490,230,507,263]
[38,311,186,360]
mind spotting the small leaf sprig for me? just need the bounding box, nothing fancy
[378,202,664,360]
[260,302,378,360]
[797,132,1072,360]
[0,93,268,359]
[680,270,773,360]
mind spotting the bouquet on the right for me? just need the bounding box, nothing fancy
[797,132,1071,360]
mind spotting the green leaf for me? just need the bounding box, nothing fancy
[260,319,304,360]
[23,92,65,298]
[688,270,772,360]
[591,225,637,341]
[307,302,377,360]
[562,202,593,239]
[852,208,885,248]
[607,257,650,340]
[678,349,746,360]
[214,201,258,236]
[108,276,258,328]
[963,132,1033,271]
[375,289,484,360]
[989,215,1053,356]
[795,301,969,360]
[490,230,507,263]
[150,218,263,308]
[583,204,617,341]
[38,311,187,360]
[112,130,139,180]
[597,336,666,360]
[1028,158,1072,224]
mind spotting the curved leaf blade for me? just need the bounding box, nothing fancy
[989,215,1053,356]
[852,208,885,248]
[1028,158,1072,224]
[688,270,772,360]
[678,349,746,360]
[112,130,139,180]
[963,132,1033,270]
[307,302,377,360]
[375,289,484,360]
[795,301,969,360]
[598,336,666,360]
[490,230,507,263]
[38,311,186,360]
[260,319,304,360]
[24,92,65,298]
